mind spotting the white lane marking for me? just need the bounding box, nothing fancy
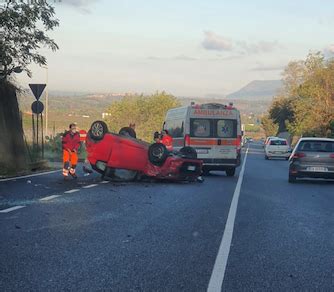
[0,170,61,182]
[39,195,61,201]
[64,189,80,194]
[82,184,98,189]
[207,148,249,292]
[100,180,109,184]
[0,205,26,213]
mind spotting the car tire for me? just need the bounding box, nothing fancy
[288,175,297,183]
[226,168,236,177]
[179,146,197,159]
[148,143,168,166]
[119,127,136,138]
[89,120,108,141]
[285,157,289,161]
[265,155,269,160]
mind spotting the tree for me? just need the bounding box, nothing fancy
[0,1,59,78]
[267,52,334,138]
[281,60,305,97]
[268,96,295,133]
[261,114,278,136]
[105,92,181,142]
[0,1,59,174]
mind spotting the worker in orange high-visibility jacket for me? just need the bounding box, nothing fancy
[62,123,81,179]
[161,130,173,151]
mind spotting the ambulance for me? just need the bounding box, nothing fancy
[163,103,242,176]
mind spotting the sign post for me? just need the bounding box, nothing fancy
[29,84,46,159]
[29,84,46,101]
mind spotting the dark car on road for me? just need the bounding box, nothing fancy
[288,137,334,183]
[85,121,203,181]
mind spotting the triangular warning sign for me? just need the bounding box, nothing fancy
[29,84,46,100]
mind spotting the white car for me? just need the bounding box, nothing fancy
[265,138,290,160]
[264,136,277,146]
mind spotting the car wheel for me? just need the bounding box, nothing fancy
[89,120,108,141]
[288,175,296,183]
[148,143,168,166]
[226,168,236,177]
[119,127,136,138]
[285,157,289,161]
[179,146,197,159]
[265,155,269,160]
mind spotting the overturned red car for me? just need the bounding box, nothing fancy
[85,121,203,181]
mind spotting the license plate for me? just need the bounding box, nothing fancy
[307,167,328,172]
[187,165,196,171]
[196,149,208,154]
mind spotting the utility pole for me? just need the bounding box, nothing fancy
[42,66,49,137]
[45,66,49,137]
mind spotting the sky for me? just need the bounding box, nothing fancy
[17,0,334,96]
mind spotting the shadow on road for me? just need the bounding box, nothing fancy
[293,178,334,185]
[203,171,237,178]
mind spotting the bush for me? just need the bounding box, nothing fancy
[105,91,181,142]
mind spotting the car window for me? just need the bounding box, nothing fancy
[270,140,287,146]
[164,119,184,138]
[217,119,236,138]
[298,141,334,152]
[191,119,211,137]
[266,137,275,143]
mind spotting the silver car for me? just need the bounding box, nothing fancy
[288,137,334,183]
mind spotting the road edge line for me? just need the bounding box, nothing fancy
[0,169,61,182]
[207,148,249,292]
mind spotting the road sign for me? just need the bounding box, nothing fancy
[31,101,44,114]
[29,83,46,101]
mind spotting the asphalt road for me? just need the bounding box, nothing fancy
[0,143,333,291]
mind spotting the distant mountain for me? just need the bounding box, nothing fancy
[227,80,283,100]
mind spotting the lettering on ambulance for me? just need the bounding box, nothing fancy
[193,109,234,116]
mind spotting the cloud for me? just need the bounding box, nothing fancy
[201,31,233,51]
[172,55,198,61]
[61,0,99,6]
[207,55,244,61]
[147,54,243,62]
[201,31,281,55]
[238,40,280,54]
[60,0,100,13]
[147,55,197,61]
